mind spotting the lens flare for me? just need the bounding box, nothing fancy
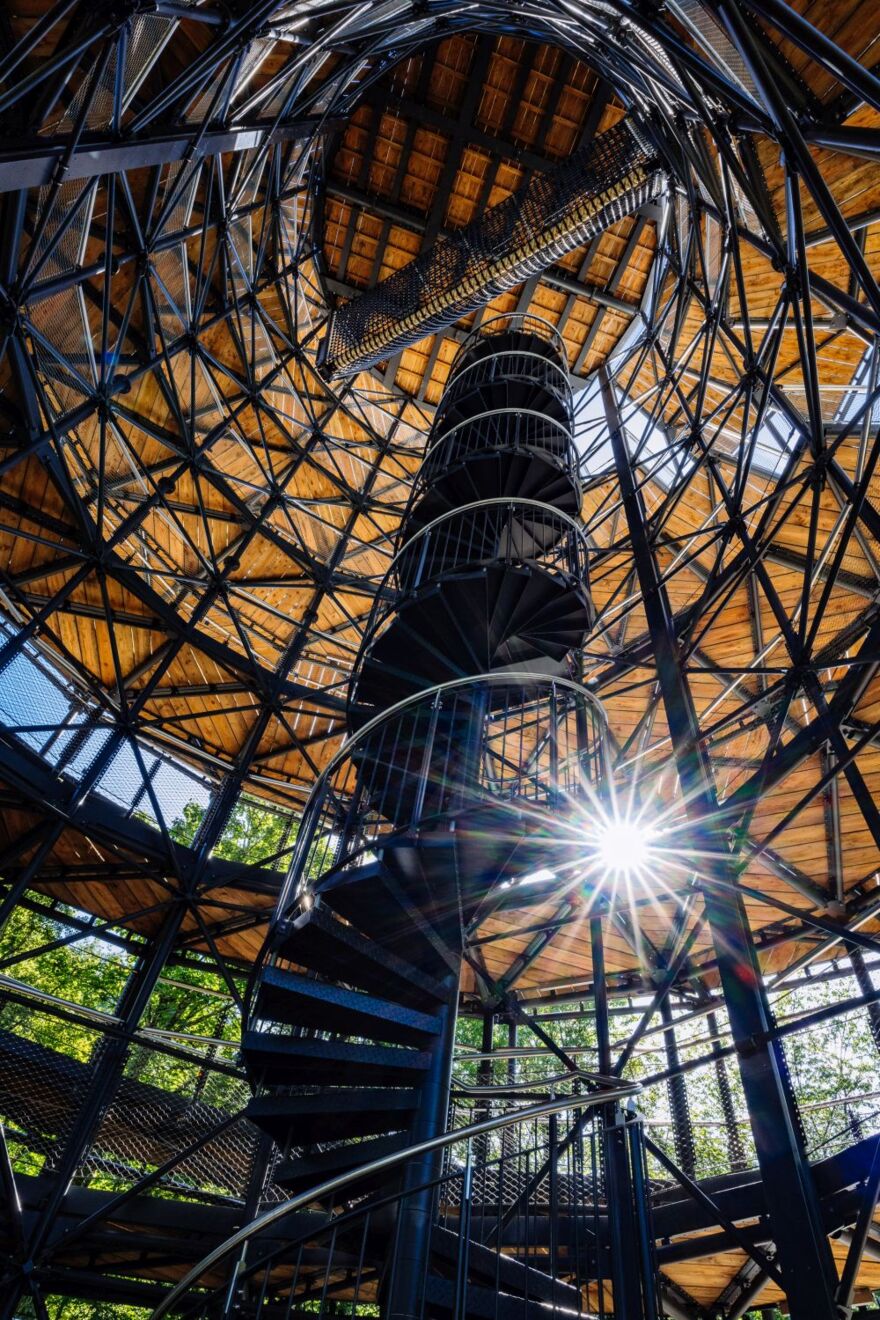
[592,815,656,883]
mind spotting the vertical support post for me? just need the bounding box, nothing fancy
[548,1109,559,1282]
[452,684,489,812]
[592,914,657,1318]
[603,369,840,1319]
[628,1115,660,1318]
[548,681,560,803]
[478,1010,494,1087]
[474,1009,494,1212]
[385,970,459,1320]
[708,1010,747,1171]
[453,1149,473,1320]
[659,997,696,1177]
[500,1018,518,1167]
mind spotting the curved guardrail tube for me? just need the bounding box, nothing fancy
[150,1081,641,1320]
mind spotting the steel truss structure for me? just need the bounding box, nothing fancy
[0,0,878,1316]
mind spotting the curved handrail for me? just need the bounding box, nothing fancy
[407,407,579,524]
[395,497,588,566]
[444,345,572,398]
[149,1081,639,1320]
[453,1069,615,1095]
[423,405,574,462]
[278,670,609,917]
[347,498,593,698]
[452,312,569,370]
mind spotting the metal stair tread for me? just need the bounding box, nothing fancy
[325,875,453,978]
[431,1225,582,1308]
[423,1272,574,1318]
[242,1030,433,1085]
[245,1088,421,1143]
[417,452,579,519]
[360,569,584,698]
[275,1131,410,1190]
[255,963,442,1043]
[275,901,448,1003]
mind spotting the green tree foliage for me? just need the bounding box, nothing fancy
[17,1296,150,1320]
[0,898,132,1058]
[169,795,293,867]
[781,977,879,1155]
[453,967,880,1183]
[168,793,335,880]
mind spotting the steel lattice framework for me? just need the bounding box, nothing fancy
[0,0,878,1316]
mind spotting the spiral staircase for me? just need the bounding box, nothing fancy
[233,316,648,1317]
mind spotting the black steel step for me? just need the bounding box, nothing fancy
[275,1131,409,1193]
[503,571,580,640]
[356,569,586,709]
[245,1088,421,1145]
[413,452,580,526]
[488,566,529,639]
[516,596,590,639]
[423,1273,571,1318]
[436,380,569,433]
[384,812,538,912]
[242,1031,432,1087]
[273,900,448,1004]
[431,1225,582,1309]
[326,871,455,976]
[254,964,442,1046]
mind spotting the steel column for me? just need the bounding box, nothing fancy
[708,1010,748,1171]
[659,997,696,1177]
[384,971,459,1320]
[592,914,658,1319]
[603,368,840,1319]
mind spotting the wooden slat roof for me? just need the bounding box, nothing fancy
[0,0,876,1002]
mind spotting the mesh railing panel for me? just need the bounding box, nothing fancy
[0,1014,96,1174]
[0,1010,286,1205]
[83,1043,262,1201]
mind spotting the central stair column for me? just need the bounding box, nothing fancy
[593,914,660,1318]
[385,971,459,1320]
[386,686,487,1318]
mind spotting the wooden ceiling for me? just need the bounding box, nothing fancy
[0,0,876,1005]
[320,32,657,402]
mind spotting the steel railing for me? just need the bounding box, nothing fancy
[149,1081,642,1320]
[450,313,571,370]
[345,500,593,710]
[276,672,608,921]
[419,405,575,475]
[442,347,571,410]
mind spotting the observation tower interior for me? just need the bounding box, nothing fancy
[0,1,880,1318]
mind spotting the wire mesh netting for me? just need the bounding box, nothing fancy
[0,618,214,830]
[0,1003,286,1204]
